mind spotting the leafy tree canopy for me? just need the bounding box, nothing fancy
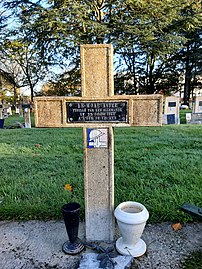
[1,0,202,99]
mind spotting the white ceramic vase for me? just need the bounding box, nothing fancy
[114,201,149,257]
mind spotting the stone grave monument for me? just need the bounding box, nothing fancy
[7,105,12,116]
[22,98,32,128]
[34,44,163,242]
[193,96,202,113]
[163,96,180,124]
[15,105,20,114]
[186,112,192,124]
[188,96,202,124]
[2,101,8,118]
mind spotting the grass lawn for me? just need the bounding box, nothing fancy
[0,114,202,223]
[179,109,192,124]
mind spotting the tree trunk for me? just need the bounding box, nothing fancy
[27,75,34,103]
[13,85,17,104]
[30,84,34,103]
[147,53,155,94]
[132,54,137,94]
[148,65,155,94]
[183,43,191,106]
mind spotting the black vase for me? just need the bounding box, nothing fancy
[61,202,84,255]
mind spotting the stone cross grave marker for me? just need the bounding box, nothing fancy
[34,44,162,242]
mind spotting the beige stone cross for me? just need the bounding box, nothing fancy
[34,44,162,242]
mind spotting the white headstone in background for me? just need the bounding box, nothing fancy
[163,96,180,124]
[186,113,192,124]
[24,106,31,128]
[7,106,12,115]
[16,107,20,114]
[193,96,202,113]
[3,103,8,118]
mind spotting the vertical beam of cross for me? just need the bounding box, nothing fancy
[81,44,114,242]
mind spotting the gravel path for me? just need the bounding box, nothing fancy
[0,220,201,269]
[133,222,202,269]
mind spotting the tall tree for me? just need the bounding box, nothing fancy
[0,58,23,103]
[2,33,48,102]
[112,0,201,94]
[2,0,201,97]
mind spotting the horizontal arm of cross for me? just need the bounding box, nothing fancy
[34,94,162,128]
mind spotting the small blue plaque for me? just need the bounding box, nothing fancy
[87,128,108,148]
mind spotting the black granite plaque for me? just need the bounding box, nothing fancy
[167,114,175,124]
[199,101,202,106]
[168,102,176,107]
[67,101,128,123]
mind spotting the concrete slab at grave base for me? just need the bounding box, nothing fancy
[78,253,133,269]
[0,220,201,269]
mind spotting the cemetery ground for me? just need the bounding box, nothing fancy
[0,113,202,268]
[0,113,201,223]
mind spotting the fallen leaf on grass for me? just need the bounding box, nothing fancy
[64,184,73,191]
[172,223,183,231]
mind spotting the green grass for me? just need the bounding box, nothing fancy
[3,113,35,128]
[179,109,192,124]
[114,125,202,223]
[0,115,202,223]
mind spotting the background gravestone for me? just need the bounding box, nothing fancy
[3,102,8,118]
[7,105,12,116]
[22,104,31,128]
[187,96,202,124]
[193,96,202,113]
[15,105,20,114]
[163,96,180,124]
